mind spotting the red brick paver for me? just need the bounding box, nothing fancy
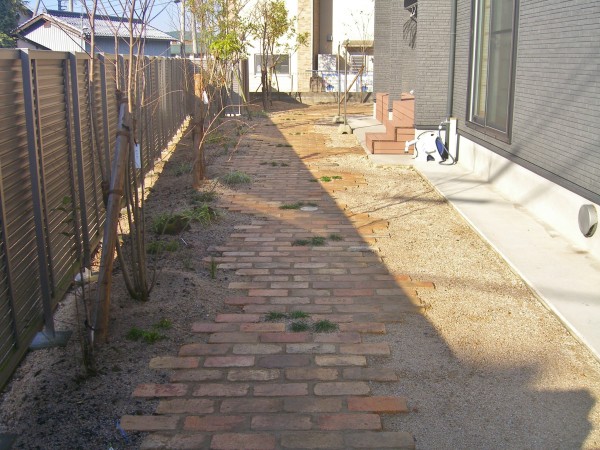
[121,108,429,449]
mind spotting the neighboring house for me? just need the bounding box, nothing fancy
[15,10,173,56]
[374,0,600,257]
[243,0,374,93]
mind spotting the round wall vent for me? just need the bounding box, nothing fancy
[578,204,598,238]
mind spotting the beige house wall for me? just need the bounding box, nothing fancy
[296,0,314,91]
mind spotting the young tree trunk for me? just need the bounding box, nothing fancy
[192,72,206,188]
[261,69,268,110]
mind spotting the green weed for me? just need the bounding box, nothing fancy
[181,204,219,225]
[314,320,339,333]
[171,161,193,177]
[265,311,287,321]
[289,311,310,319]
[320,176,332,182]
[151,213,190,235]
[310,236,326,246]
[290,321,310,332]
[126,327,166,344]
[221,171,252,186]
[292,239,309,246]
[153,319,172,330]
[209,257,217,279]
[146,240,180,255]
[191,190,217,204]
[329,233,343,241]
[332,175,342,180]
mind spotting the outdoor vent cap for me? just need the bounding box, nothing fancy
[578,204,598,238]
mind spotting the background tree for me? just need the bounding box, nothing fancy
[248,0,306,110]
[0,0,25,48]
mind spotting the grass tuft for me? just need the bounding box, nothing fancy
[146,239,180,255]
[329,233,343,241]
[171,161,193,177]
[289,311,310,319]
[221,171,252,185]
[290,321,310,332]
[310,236,326,246]
[265,311,287,322]
[314,320,339,333]
[126,327,166,344]
[292,239,309,246]
[190,190,217,204]
[153,318,172,330]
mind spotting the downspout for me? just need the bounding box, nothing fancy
[446,0,457,118]
[445,0,459,161]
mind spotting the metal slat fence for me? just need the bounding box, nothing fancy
[0,49,195,389]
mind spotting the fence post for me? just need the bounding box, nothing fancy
[19,49,55,337]
[98,53,112,183]
[68,53,91,268]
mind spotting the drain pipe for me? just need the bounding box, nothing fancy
[445,0,458,159]
[446,0,457,118]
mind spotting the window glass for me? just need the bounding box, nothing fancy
[469,0,517,139]
[254,54,290,75]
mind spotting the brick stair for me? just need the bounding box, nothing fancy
[121,110,427,449]
[366,93,415,155]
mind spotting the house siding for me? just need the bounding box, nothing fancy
[414,0,451,128]
[373,0,391,96]
[92,37,171,57]
[373,0,416,106]
[453,0,600,202]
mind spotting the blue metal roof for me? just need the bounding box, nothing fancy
[19,9,173,41]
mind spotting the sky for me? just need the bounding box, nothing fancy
[27,0,182,32]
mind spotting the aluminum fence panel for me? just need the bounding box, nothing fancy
[0,49,194,390]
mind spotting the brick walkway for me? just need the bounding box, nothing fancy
[122,108,426,449]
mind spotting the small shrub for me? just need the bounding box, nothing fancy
[314,320,339,333]
[290,321,310,332]
[329,233,343,241]
[221,171,252,186]
[289,310,310,319]
[265,311,287,322]
[320,176,332,182]
[332,175,342,180]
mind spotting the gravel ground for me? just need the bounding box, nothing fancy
[311,110,600,449]
[1,103,599,449]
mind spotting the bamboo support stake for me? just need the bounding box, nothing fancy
[339,65,365,105]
